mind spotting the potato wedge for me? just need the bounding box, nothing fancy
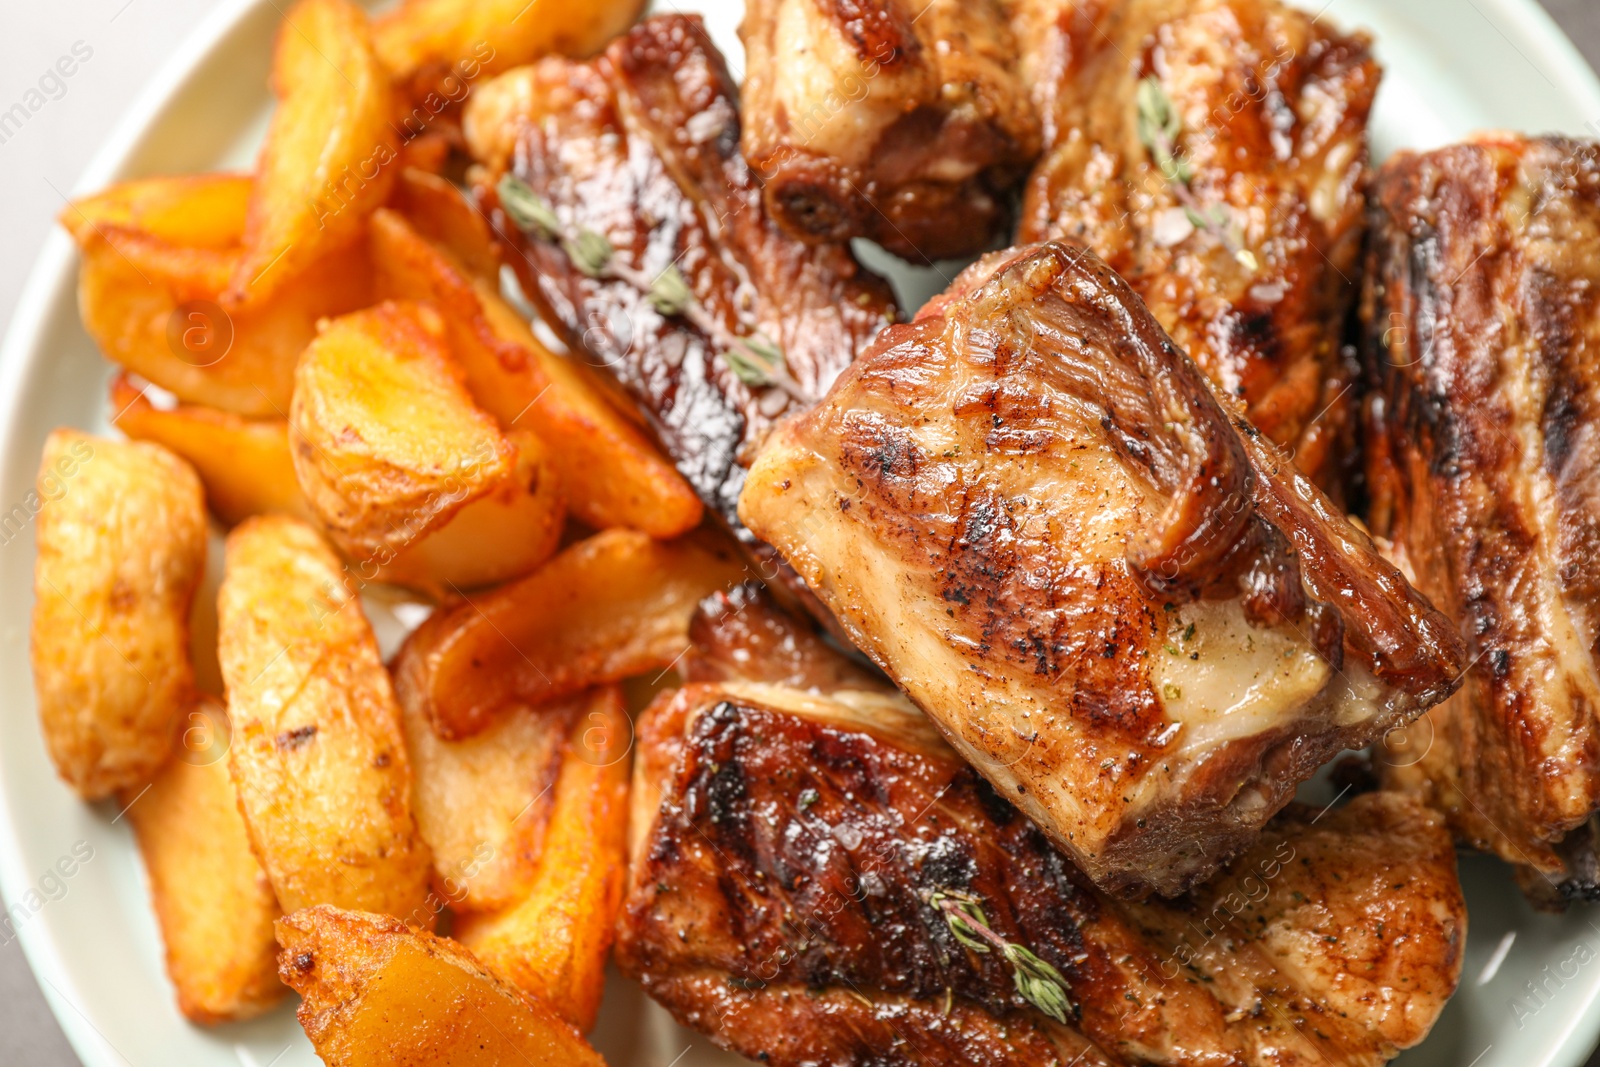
[31,430,206,798]
[402,691,577,914]
[455,685,630,1030]
[60,173,251,250]
[388,169,499,283]
[374,0,645,88]
[278,906,605,1067]
[369,208,702,536]
[122,698,285,1023]
[394,528,747,739]
[218,515,431,918]
[111,375,315,527]
[116,376,560,592]
[376,426,564,594]
[75,225,371,416]
[289,302,516,565]
[228,0,396,308]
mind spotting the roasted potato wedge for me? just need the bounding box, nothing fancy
[394,528,747,739]
[278,906,605,1067]
[111,375,315,527]
[31,430,206,798]
[218,515,432,919]
[60,173,250,249]
[117,374,560,591]
[402,691,577,913]
[228,0,396,308]
[73,221,371,417]
[369,208,702,536]
[122,698,285,1023]
[388,169,499,283]
[376,426,564,594]
[374,0,645,88]
[455,685,631,1030]
[289,301,516,564]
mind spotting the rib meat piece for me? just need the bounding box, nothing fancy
[740,242,1465,896]
[618,678,1465,1067]
[1014,0,1379,490]
[740,0,1041,260]
[1361,135,1600,908]
[462,14,898,546]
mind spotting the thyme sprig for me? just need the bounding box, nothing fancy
[497,173,808,401]
[926,889,1076,1024]
[1135,77,1259,273]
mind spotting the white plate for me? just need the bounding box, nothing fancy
[2,2,1599,1065]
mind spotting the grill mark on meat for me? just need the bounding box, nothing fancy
[619,683,1466,1066]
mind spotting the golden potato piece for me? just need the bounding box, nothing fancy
[111,375,315,527]
[228,0,396,308]
[289,302,516,565]
[393,528,747,739]
[218,515,432,919]
[60,173,250,249]
[122,698,285,1023]
[278,906,605,1067]
[402,690,575,914]
[388,169,499,283]
[369,208,702,537]
[376,426,564,595]
[455,685,630,1030]
[74,222,371,417]
[374,0,645,87]
[116,376,560,593]
[31,429,206,798]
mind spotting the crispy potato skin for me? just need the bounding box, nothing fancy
[369,208,702,537]
[122,699,285,1023]
[393,528,749,739]
[61,173,251,248]
[455,686,631,1030]
[277,905,606,1067]
[401,687,575,914]
[289,302,516,564]
[229,0,396,308]
[374,426,565,595]
[374,0,645,85]
[72,219,371,418]
[31,430,206,798]
[218,516,432,919]
[111,374,317,527]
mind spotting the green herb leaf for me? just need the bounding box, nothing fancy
[564,230,614,278]
[648,263,694,317]
[1004,944,1073,1023]
[1137,77,1192,183]
[497,174,560,239]
[723,334,788,389]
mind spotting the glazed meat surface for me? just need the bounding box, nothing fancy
[1362,135,1600,907]
[618,679,1465,1067]
[1015,0,1379,490]
[462,14,898,543]
[740,0,1041,260]
[740,242,1465,896]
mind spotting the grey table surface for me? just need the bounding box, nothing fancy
[2,0,1599,1063]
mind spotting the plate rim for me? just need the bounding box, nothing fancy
[3,1,1600,1065]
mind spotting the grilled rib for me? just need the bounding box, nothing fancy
[1361,135,1600,908]
[739,0,1041,260]
[739,242,1465,896]
[462,14,899,547]
[1014,0,1379,490]
[618,677,1465,1067]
